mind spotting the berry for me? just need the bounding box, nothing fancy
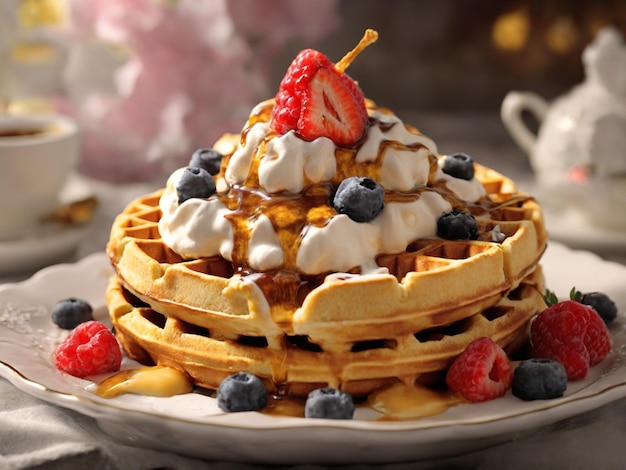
[512,358,568,401]
[531,300,611,380]
[437,210,479,240]
[333,176,384,222]
[270,49,368,145]
[581,292,618,325]
[442,153,475,180]
[176,167,216,204]
[53,321,122,378]
[51,298,94,330]
[304,387,355,419]
[445,337,513,402]
[217,372,268,412]
[189,148,223,176]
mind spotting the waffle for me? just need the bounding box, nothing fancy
[106,165,547,398]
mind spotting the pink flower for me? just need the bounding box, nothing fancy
[228,0,339,77]
[57,0,339,182]
[228,0,339,42]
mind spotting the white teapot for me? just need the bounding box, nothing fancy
[501,26,626,230]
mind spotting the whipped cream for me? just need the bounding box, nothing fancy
[158,102,487,275]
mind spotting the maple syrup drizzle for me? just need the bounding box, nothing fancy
[211,104,460,321]
[210,103,533,324]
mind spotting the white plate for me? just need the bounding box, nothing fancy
[0,245,625,465]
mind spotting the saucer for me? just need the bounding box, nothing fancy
[542,205,626,254]
[0,222,92,277]
[519,181,626,255]
[0,173,96,278]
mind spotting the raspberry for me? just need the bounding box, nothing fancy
[54,321,122,378]
[530,300,611,380]
[445,337,513,402]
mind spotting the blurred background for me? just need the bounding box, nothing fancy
[3,0,625,179]
[302,0,626,111]
[1,0,625,266]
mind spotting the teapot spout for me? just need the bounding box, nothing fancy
[501,91,549,155]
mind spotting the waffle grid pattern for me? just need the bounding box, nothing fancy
[106,165,547,397]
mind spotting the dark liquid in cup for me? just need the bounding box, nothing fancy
[0,128,47,138]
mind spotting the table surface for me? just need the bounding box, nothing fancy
[2,111,626,470]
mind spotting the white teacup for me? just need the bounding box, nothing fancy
[0,113,79,241]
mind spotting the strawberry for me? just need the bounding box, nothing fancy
[270,49,367,145]
[270,30,379,146]
[530,289,611,380]
[445,337,513,402]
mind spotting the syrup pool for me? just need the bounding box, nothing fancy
[94,365,464,420]
[96,366,193,398]
[367,382,464,420]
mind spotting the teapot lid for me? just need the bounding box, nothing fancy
[583,26,626,97]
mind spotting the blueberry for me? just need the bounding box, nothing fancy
[512,358,567,401]
[304,387,355,419]
[332,177,384,222]
[51,298,94,330]
[442,153,475,180]
[581,292,618,325]
[436,210,479,240]
[217,372,268,412]
[189,148,223,176]
[176,167,216,204]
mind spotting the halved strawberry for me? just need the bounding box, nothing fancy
[271,48,368,146]
[299,66,367,144]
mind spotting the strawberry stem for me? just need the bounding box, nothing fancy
[335,29,379,73]
[569,287,583,302]
[543,289,559,307]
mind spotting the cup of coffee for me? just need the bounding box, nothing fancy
[0,113,79,241]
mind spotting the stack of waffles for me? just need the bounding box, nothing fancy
[106,32,547,399]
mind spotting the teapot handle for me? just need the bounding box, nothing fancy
[500,91,549,154]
